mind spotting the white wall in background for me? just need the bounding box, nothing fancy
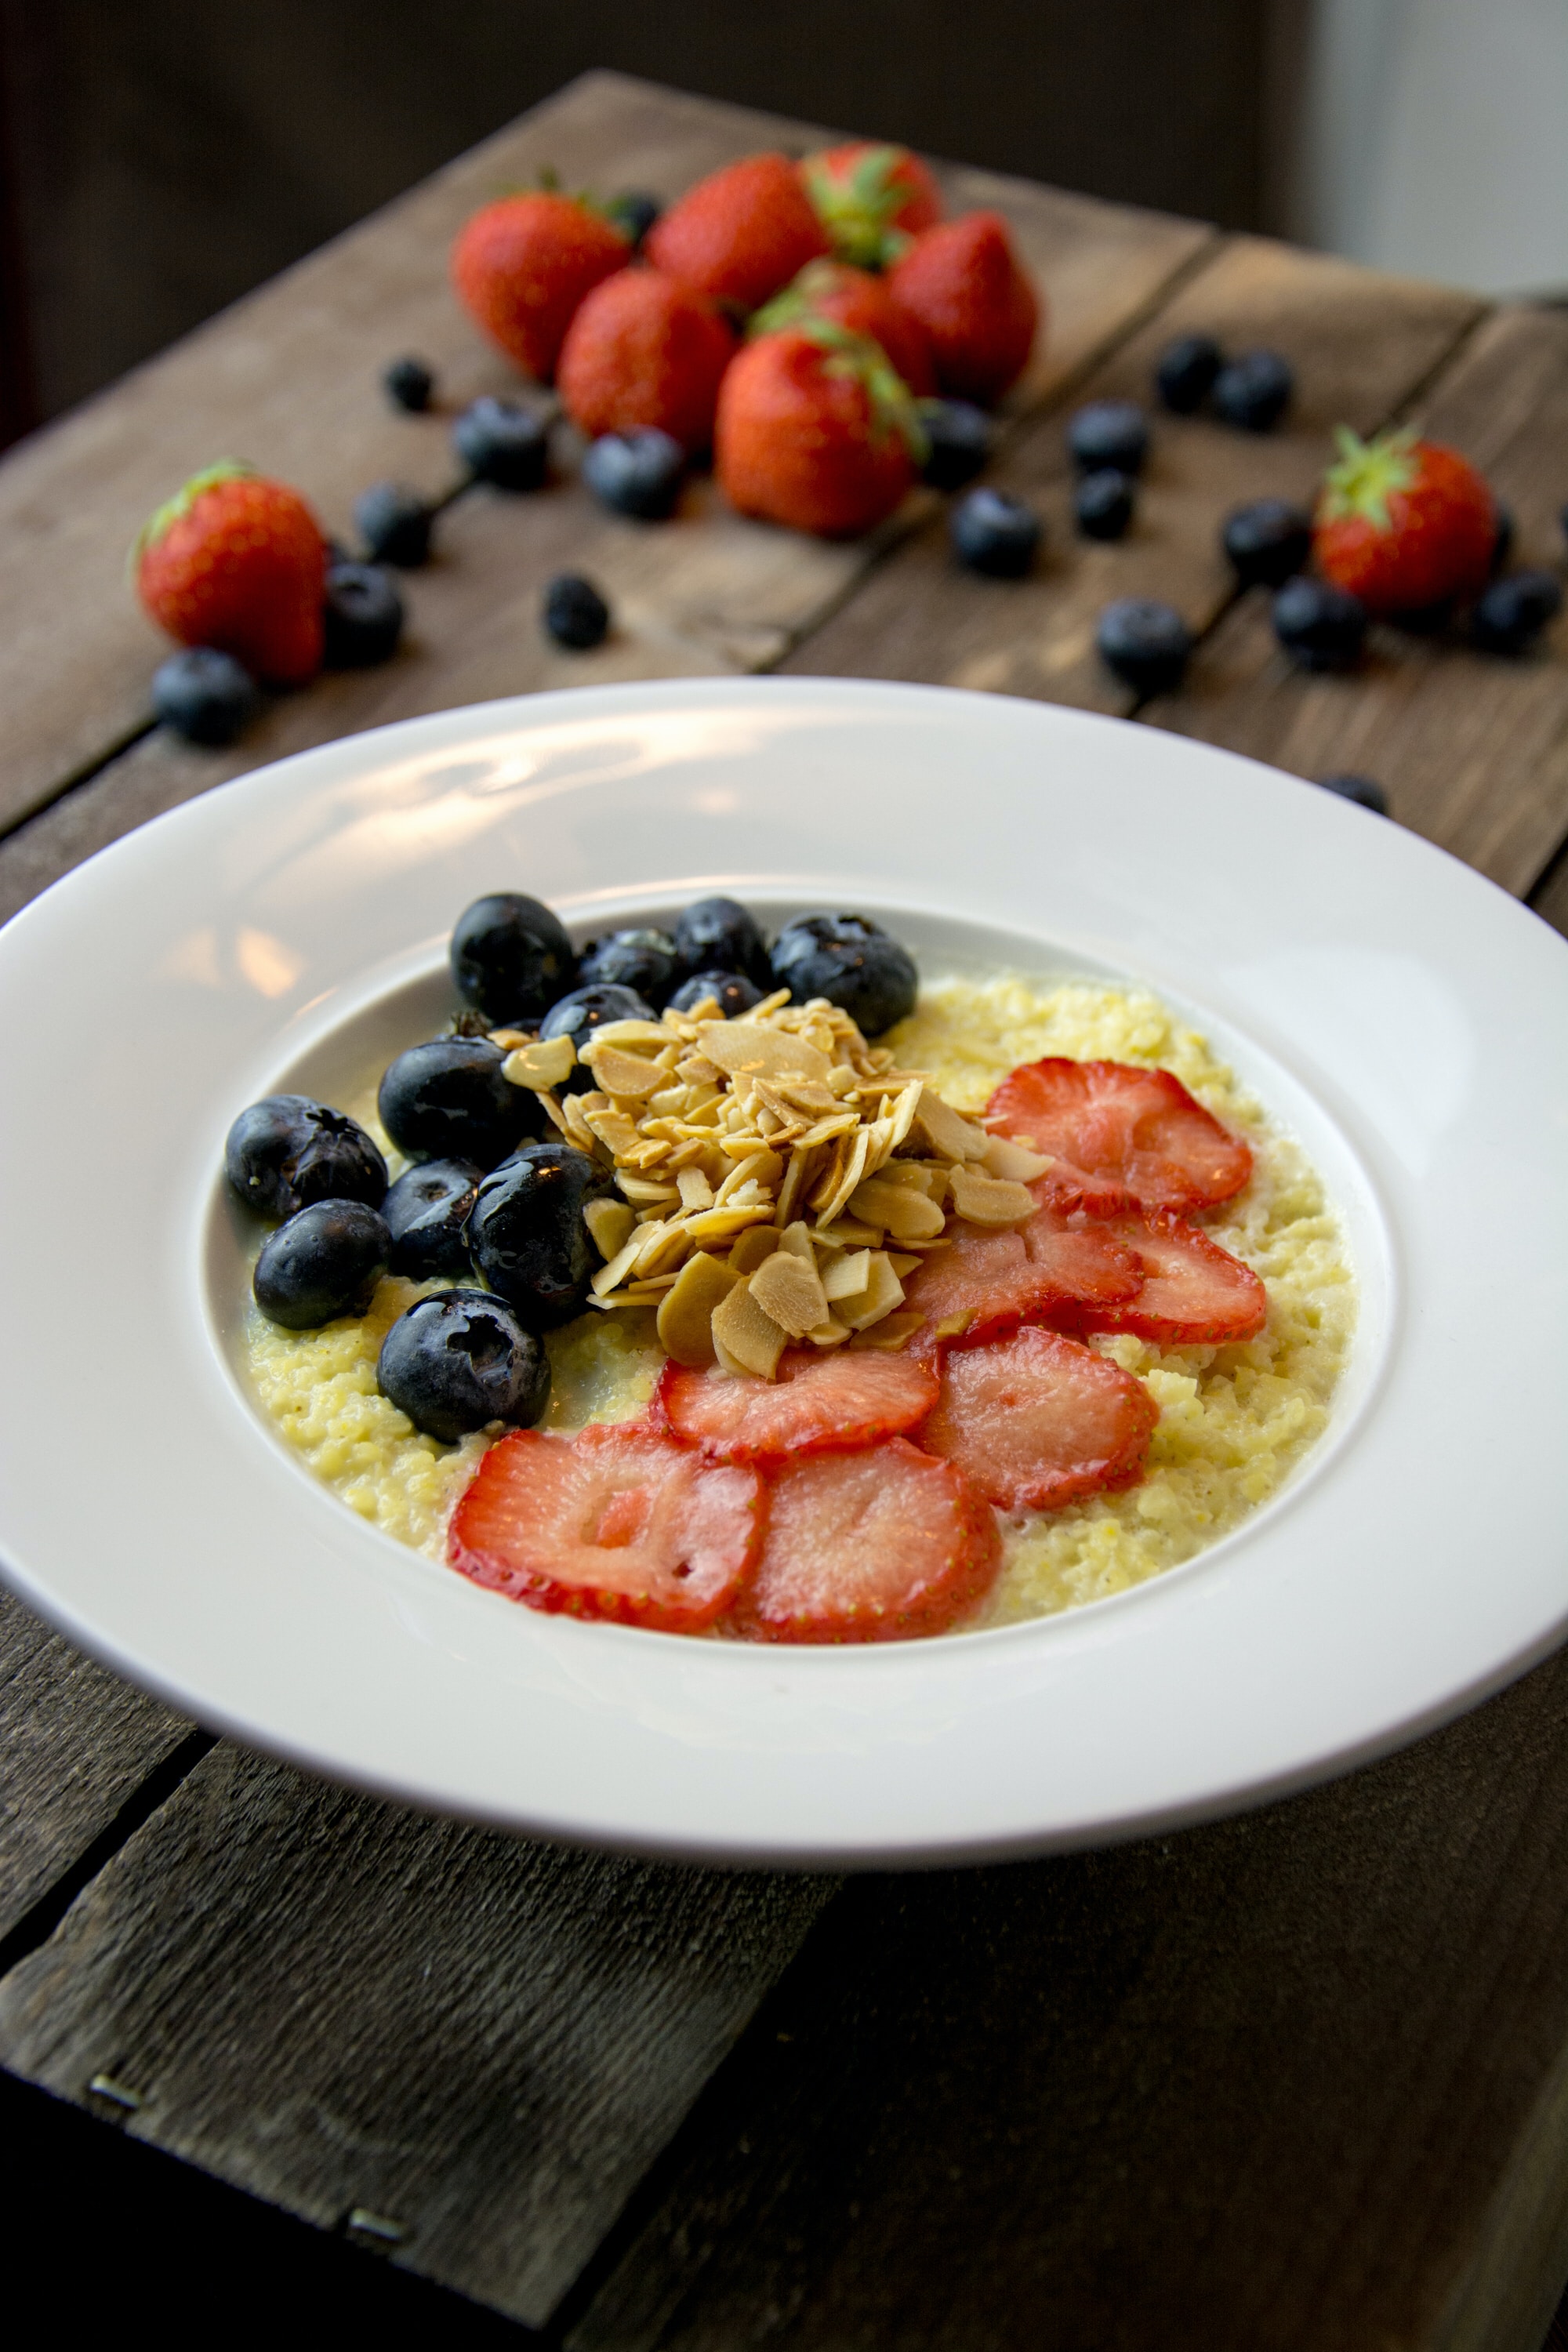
[1287,0,1568,294]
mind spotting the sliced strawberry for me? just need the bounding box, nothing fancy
[1074,1215,1267,1345]
[448,1421,763,1632]
[986,1058,1253,1215]
[734,1437,1000,1643]
[920,1324,1156,1512]
[656,1348,938,1465]
[1022,1199,1144,1308]
[902,1222,1072,1355]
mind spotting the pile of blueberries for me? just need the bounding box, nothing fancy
[225,893,918,1444]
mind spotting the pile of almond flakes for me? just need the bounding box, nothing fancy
[491,989,1051,1381]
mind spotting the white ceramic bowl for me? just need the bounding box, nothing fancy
[1,677,1563,1867]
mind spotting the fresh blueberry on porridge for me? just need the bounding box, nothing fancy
[230,892,1356,1639]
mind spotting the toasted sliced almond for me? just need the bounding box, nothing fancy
[777,1219,816,1265]
[655,1250,739,1367]
[887,1252,920,1278]
[813,1215,884,1249]
[590,1046,666,1098]
[615,1173,680,1205]
[584,1196,633,1262]
[982,1131,1054,1181]
[677,1166,715,1211]
[836,1250,906,1332]
[684,1203,775,1243]
[731,1225,781,1276]
[774,1145,816,1228]
[501,1034,577,1090]
[849,1175,946,1240]
[822,1248,872,1301]
[815,1124,873,1228]
[590,1235,643,1298]
[700,1021,832,1086]
[585,1019,670,1054]
[873,1160,937,1195]
[913,1087,990,1163]
[585,1107,641,1158]
[710,1278,789,1381]
[676,1053,723,1084]
[488,1028,534,1051]
[716,1147,783,1200]
[848,1309,925,1352]
[750,1246,829,1338]
[948,1166,1037,1225]
[805,1317,853,1348]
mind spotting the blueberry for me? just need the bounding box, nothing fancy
[451,894,577,1025]
[151,648,258,746]
[1272,576,1366,671]
[1095,597,1192,695]
[918,399,991,491]
[576,927,679,1004]
[321,562,404,668]
[382,1157,484,1278]
[544,573,610,650]
[768,913,916,1037]
[583,428,685,520]
[354,481,434,567]
[378,1288,549,1442]
[605,190,662,249]
[452,396,549,492]
[668,969,763,1018]
[1490,501,1515,575]
[1211,349,1294,431]
[951,488,1040,579]
[466,1142,615,1330]
[383,356,434,413]
[253,1200,390,1330]
[672,895,772,989]
[1154,332,1223,414]
[1067,399,1149,477]
[538,982,657,1092]
[225,1094,387,1221]
[379,1037,541,1169]
[1221,498,1312,589]
[1318,773,1388,815]
[1074,469,1134,541]
[1471,568,1563,655]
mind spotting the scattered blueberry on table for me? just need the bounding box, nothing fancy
[1272,576,1367,671]
[1221,498,1312,589]
[354,480,434,568]
[1095,597,1192,695]
[321,561,405,668]
[152,646,258,745]
[919,399,991,491]
[543,572,611,649]
[452,396,550,491]
[583,428,686,519]
[377,1288,549,1441]
[1074,469,1134,542]
[1154,332,1223,414]
[1318,772,1388,814]
[1470,569,1563,655]
[1067,400,1149,477]
[1210,349,1294,432]
[383,355,435,413]
[951,487,1040,578]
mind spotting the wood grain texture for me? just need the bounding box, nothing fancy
[779,235,1482,713]
[0,1589,188,1940]
[0,69,1209,841]
[1147,306,1568,896]
[570,1651,1568,2352]
[0,1743,835,2328]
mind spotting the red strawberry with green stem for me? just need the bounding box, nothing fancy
[644,152,828,314]
[751,258,935,395]
[1312,426,1496,615]
[799,142,942,269]
[135,463,327,685]
[716,318,927,538]
[451,191,628,381]
[888,212,1040,405]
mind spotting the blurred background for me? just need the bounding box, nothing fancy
[0,0,1563,448]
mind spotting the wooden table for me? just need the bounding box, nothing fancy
[2,71,1567,2351]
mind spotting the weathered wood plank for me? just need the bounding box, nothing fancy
[779,236,1481,713]
[0,1589,189,1941]
[568,1650,1568,2352]
[1147,306,1568,897]
[0,1744,835,2328]
[0,70,1210,841]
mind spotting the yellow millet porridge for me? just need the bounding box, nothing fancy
[242,975,1355,1624]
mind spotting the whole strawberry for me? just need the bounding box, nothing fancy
[644,152,827,314]
[451,192,628,380]
[1313,426,1496,615]
[799,142,942,269]
[557,268,735,452]
[751,260,935,396]
[135,463,326,685]
[716,321,924,538]
[888,212,1039,405]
